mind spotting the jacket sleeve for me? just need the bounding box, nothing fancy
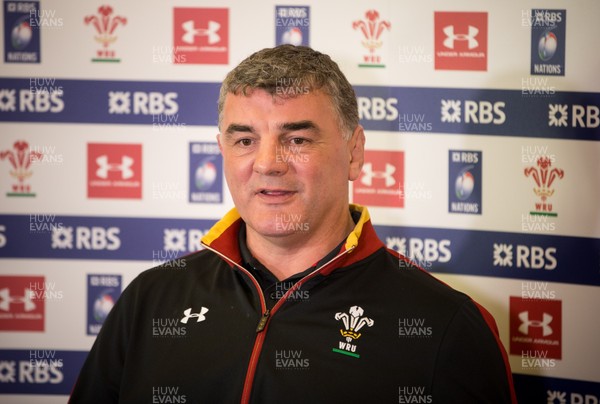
[69,276,140,403]
[431,299,517,403]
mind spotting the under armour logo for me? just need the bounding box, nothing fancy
[96,155,134,179]
[0,288,36,312]
[181,20,221,45]
[180,307,209,324]
[361,162,396,187]
[443,25,479,49]
[518,311,553,337]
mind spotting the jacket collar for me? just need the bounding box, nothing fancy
[200,204,385,275]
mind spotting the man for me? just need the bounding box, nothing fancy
[70,45,516,403]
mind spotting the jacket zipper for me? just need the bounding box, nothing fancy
[201,242,355,404]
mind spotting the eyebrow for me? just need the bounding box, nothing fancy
[278,120,319,133]
[224,120,320,136]
[224,123,254,135]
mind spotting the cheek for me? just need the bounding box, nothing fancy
[304,160,345,191]
[224,155,247,175]
[222,159,242,189]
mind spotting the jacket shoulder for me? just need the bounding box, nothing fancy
[135,248,223,281]
[375,247,472,306]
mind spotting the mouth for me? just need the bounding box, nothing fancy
[258,189,294,196]
[255,188,297,202]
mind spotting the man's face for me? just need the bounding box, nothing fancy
[218,89,364,241]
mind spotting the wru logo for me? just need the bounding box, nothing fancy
[335,305,374,342]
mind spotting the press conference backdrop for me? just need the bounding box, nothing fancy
[1,0,599,402]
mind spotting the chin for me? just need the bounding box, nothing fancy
[249,221,309,239]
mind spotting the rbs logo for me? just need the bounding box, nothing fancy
[51,226,121,251]
[387,237,452,265]
[0,360,63,384]
[108,91,179,115]
[548,103,600,128]
[493,243,557,270]
[357,97,398,121]
[441,99,505,125]
[0,89,64,113]
[163,228,207,252]
[0,225,6,248]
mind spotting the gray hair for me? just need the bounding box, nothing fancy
[217,45,358,139]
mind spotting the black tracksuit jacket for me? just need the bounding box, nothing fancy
[70,205,517,403]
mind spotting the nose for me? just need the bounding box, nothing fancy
[252,138,289,176]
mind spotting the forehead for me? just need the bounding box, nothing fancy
[225,88,332,111]
[222,89,338,126]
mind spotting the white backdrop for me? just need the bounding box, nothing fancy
[1,0,599,402]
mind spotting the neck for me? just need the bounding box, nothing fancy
[246,211,355,281]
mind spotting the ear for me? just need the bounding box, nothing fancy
[347,125,365,181]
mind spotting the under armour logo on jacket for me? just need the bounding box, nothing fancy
[180,307,209,324]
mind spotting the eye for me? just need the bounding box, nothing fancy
[290,137,307,145]
[236,138,253,147]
